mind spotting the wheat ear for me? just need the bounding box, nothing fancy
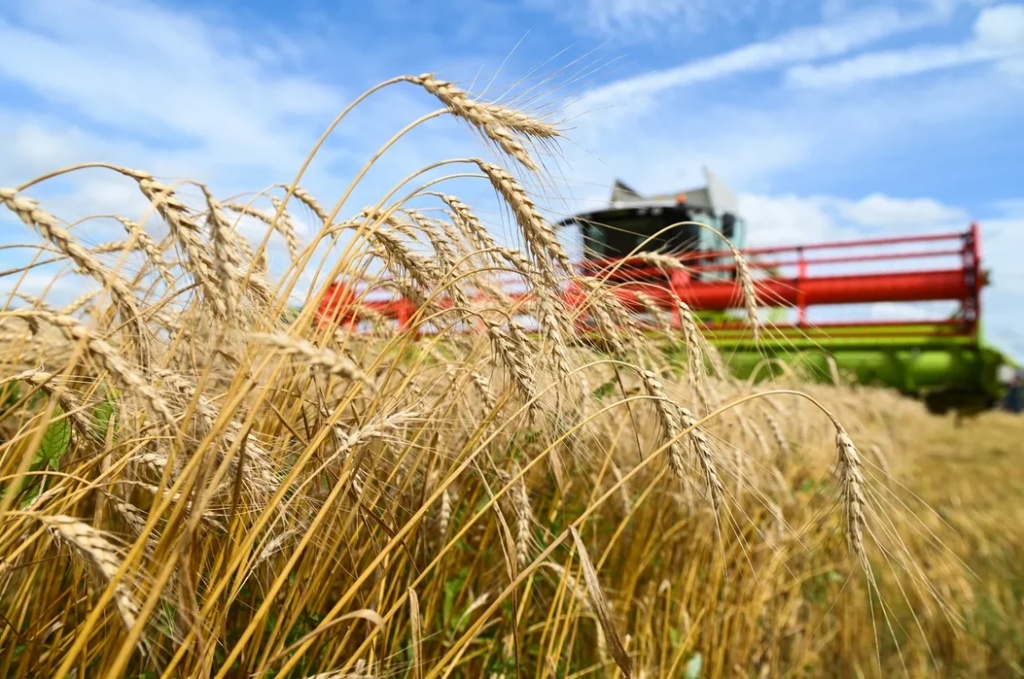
[410,74,558,171]
[835,427,867,559]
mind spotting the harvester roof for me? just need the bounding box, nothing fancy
[555,165,740,228]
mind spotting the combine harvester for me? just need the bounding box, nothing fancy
[315,168,1016,416]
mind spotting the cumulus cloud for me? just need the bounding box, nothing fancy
[973,3,1024,45]
[0,0,346,174]
[736,194,838,245]
[0,0,513,292]
[737,192,972,246]
[836,194,968,228]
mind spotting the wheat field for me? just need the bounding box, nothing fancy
[1,73,1022,679]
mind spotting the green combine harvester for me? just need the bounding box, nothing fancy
[316,168,1018,416]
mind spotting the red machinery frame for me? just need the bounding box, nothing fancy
[315,224,984,340]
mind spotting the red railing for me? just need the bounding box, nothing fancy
[315,224,984,338]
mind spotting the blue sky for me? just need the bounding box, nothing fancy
[1,0,1022,359]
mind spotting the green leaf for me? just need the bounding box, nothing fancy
[92,398,119,440]
[35,405,71,471]
[590,377,619,401]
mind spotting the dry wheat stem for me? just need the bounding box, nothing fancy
[112,215,176,285]
[661,217,761,342]
[730,244,760,342]
[632,252,690,272]
[222,200,300,263]
[130,172,274,314]
[3,369,97,440]
[268,195,302,261]
[131,175,228,317]
[359,208,442,302]
[438,487,453,536]
[0,69,949,679]
[413,74,559,139]
[569,526,633,678]
[674,294,724,373]
[438,194,507,270]
[484,321,536,408]
[573,278,645,356]
[61,289,102,315]
[500,461,535,569]
[289,185,331,225]
[539,560,612,667]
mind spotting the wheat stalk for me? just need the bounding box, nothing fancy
[255,333,370,385]
[1,188,152,363]
[40,515,147,643]
[4,309,177,428]
[3,369,96,441]
[728,244,760,342]
[484,321,536,408]
[638,369,724,510]
[200,186,245,318]
[475,161,572,276]
[835,427,867,559]
[569,527,633,678]
[410,73,558,171]
[112,216,176,285]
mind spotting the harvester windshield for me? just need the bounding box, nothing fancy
[572,205,702,259]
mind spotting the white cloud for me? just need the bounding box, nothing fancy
[973,3,1024,45]
[529,0,764,38]
[785,3,1024,87]
[836,193,968,228]
[566,5,946,117]
[737,192,971,246]
[548,48,1024,236]
[0,0,513,283]
[977,215,1024,361]
[0,263,87,306]
[999,56,1024,74]
[786,43,1007,87]
[737,194,839,245]
[981,217,1024,294]
[0,6,343,174]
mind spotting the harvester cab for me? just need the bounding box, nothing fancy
[556,166,747,283]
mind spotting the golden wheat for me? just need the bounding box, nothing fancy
[0,70,1015,679]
